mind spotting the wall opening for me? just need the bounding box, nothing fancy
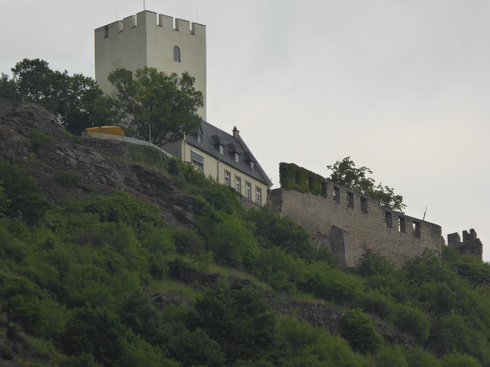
[308,176,314,191]
[398,217,406,233]
[347,192,354,209]
[413,221,421,238]
[385,211,393,228]
[104,26,109,38]
[173,46,181,62]
[333,187,340,203]
[321,181,327,198]
[360,197,368,214]
[295,170,302,185]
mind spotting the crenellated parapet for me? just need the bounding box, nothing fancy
[270,163,443,267]
[94,10,207,119]
[448,229,483,259]
[94,11,206,39]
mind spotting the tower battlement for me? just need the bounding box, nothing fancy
[448,229,483,258]
[95,11,206,39]
[95,10,207,119]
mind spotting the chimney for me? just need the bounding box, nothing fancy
[232,126,240,139]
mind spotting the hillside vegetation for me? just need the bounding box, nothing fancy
[1,100,490,367]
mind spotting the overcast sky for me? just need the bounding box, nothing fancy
[2,0,489,260]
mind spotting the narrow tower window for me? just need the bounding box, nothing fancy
[173,46,181,62]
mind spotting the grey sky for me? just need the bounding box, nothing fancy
[2,0,489,260]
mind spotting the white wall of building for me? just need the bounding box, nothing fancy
[94,11,207,119]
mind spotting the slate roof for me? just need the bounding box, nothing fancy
[186,121,272,187]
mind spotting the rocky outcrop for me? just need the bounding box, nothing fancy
[0,99,195,227]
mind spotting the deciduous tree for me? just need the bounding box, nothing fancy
[327,156,406,211]
[108,67,204,145]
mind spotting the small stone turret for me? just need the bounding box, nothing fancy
[447,229,483,259]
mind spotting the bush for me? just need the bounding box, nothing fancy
[208,216,258,268]
[28,129,52,153]
[339,309,383,354]
[0,158,51,224]
[58,170,81,188]
[441,352,482,367]
[393,304,430,343]
[174,226,206,255]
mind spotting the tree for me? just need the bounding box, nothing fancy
[108,67,204,145]
[327,156,406,211]
[1,58,115,134]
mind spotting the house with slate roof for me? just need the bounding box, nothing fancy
[166,122,272,205]
[95,10,272,205]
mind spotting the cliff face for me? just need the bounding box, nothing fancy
[0,99,195,227]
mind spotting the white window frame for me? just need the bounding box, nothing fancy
[245,182,251,199]
[235,176,241,193]
[224,171,231,186]
[255,187,262,205]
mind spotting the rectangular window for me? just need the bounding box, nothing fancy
[224,171,231,186]
[245,182,251,200]
[191,151,204,173]
[235,153,240,163]
[333,187,340,203]
[235,176,241,193]
[347,192,354,208]
[255,187,262,205]
[250,162,255,171]
[321,181,327,198]
[413,221,421,238]
[219,145,224,154]
[361,197,368,214]
[385,211,393,228]
[398,217,406,233]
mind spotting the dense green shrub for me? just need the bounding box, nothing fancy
[58,170,81,188]
[28,129,52,153]
[251,247,306,292]
[84,191,164,232]
[245,206,315,261]
[441,352,482,367]
[173,226,206,255]
[208,216,258,267]
[393,304,430,343]
[0,158,50,224]
[301,262,364,304]
[192,285,275,363]
[339,309,383,354]
[279,162,324,195]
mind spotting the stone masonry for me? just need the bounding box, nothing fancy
[269,180,443,267]
[447,229,483,258]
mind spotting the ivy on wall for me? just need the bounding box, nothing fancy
[279,162,324,196]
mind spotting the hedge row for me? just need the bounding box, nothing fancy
[279,162,325,196]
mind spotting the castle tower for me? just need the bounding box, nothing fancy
[94,10,207,119]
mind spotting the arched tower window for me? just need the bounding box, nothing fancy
[173,46,181,62]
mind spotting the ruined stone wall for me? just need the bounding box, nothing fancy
[269,182,443,267]
[447,229,483,259]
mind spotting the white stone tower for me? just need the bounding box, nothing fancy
[94,10,207,119]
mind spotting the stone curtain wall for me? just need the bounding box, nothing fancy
[270,184,443,267]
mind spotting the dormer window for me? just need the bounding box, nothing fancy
[235,153,240,163]
[250,161,255,171]
[219,145,224,154]
[197,134,202,144]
